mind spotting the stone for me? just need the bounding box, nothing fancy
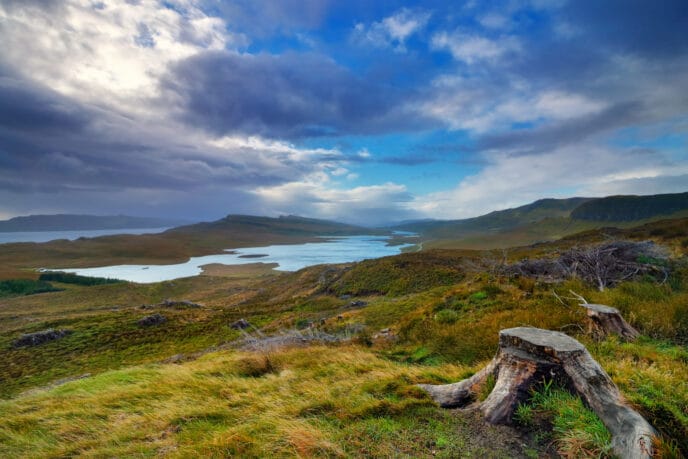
[137,313,167,327]
[12,329,72,348]
[230,318,251,330]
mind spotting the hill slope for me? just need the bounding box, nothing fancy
[571,192,688,221]
[0,214,187,232]
[399,192,688,250]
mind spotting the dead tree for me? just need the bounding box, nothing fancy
[503,241,668,291]
[419,327,656,459]
[582,304,640,341]
[568,291,640,341]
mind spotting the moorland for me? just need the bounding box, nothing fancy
[0,193,687,457]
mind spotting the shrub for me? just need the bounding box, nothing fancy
[469,291,488,302]
[0,279,62,297]
[39,271,123,286]
[434,309,459,324]
[234,354,277,377]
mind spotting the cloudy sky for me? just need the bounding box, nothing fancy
[0,0,686,225]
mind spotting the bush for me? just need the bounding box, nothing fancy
[38,271,123,286]
[434,309,459,324]
[0,279,62,297]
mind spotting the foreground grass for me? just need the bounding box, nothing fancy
[0,345,504,458]
[515,382,613,458]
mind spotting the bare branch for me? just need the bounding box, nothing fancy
[569,290,588,304]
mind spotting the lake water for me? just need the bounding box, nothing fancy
[49,235,414,283]
[0,227,170,244]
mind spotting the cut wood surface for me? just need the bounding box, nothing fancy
[419,327,656,459]
[582,303,640,341]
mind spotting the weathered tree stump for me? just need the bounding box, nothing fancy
[582,303,640,341]
[419,327,655,459]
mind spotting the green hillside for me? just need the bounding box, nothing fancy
[400,192,688,250]
[571,192,688,221]
[397,197,591,238]
[0,214,186,232]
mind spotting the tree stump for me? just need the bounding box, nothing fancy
[581,303,640,341]
[419,327,655,459]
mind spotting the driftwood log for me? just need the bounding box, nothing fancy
[419,327,655,459]
[582,303,640,341]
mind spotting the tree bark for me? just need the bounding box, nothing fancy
[419,327,655,459]
[581,303,640,341]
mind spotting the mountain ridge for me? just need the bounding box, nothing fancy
[0,214,188,232]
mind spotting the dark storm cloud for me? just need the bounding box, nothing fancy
[558,0,688,57]
[451,0,688,157]
[0,77,91,133]
[476,102,645,154]
[163,51,429,139]
[0,75,325,196]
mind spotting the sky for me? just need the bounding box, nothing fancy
[0,0,687,225]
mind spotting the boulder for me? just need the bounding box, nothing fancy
[137,313,167,327]
[230,318,251,330]
[12,329,72,348]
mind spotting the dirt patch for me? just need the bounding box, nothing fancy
[451,408,555,458]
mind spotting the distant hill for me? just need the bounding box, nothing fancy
[0,214,188,232]
[570,192,688,221]
[168,214,376,238]
[396,197,592,238]
[0,214,385,276]
[397,192,688,250]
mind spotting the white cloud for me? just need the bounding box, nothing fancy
[353,8,430,52]
[253,177,416,225]
[431,31,520,64]
[413,145,685,219]
[420,74,606,133]
[479,13,509,30]
[0,0,245,116]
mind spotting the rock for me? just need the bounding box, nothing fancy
[230,318,251,330]
[164,354,185,364]
[349,300,368,308]
[137,313,167,327]
[12,329,72,348]
[141,299,203,309]
[339,294,352,300]
[418,327,656,459]
[581,303,640,341]
[159,299,202,309]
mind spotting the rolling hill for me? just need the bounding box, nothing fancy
[0,214,187,232]
[397,192,688,250]
[0,214,388,279]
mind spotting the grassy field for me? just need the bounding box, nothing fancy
[0,218,687,457]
